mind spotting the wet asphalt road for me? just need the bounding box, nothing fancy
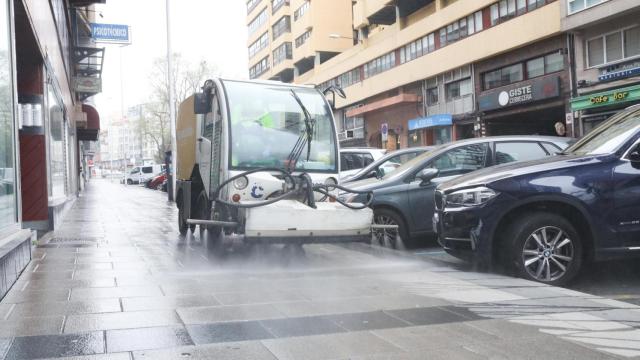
[1,179,640,359]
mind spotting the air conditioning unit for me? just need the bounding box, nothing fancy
[346,130,354,138]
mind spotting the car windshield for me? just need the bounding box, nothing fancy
[224,80,337,172]
[565,109,640,156]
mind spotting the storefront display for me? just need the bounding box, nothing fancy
[47,81,67,200]
[571,84,640,135]
[0,0,16,232]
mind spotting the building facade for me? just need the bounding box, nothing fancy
[280,0,566,148]
[246,0,354,82]
[0,0,105,299]
[562,0,640,135]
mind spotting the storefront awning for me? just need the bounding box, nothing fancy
[408,114,452,131]
[571,84,640,111]
[77,104,100,141]
[345,93,420,118]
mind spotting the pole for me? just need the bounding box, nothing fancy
[166,0,177,201]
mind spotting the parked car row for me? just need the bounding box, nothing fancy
[341,105,640,285]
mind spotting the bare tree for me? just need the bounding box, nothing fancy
[140,53,218,161]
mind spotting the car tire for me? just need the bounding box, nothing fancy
[126,179,133,185]
[506,212,583,286]
[372,208,409,250]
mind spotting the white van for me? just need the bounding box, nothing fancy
[124,164,165,185]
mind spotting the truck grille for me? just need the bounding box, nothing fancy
[434,190,444,210]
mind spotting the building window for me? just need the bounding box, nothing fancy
[249,56,270,79]
[492,0,545,25]
[272,0,288,14]
[445,78,472,101]
[568,0,608,15]
[295,29,312,48]
[342,109,365,140]
[483,63,523,90]
[294,1,310,21]
[587,26,640,67]
[363,52,395,78]
[247,0,260,14]
[272,42,292,66]
[0,0,16,229]
[526,57,544,78]
[544,52,564,73]
[272,16,291,41]
[248,32,269,59]
[248,8,268,36]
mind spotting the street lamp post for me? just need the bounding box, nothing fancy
[166,0,177,202]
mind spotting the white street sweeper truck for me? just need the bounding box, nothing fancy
[175,78,377,248]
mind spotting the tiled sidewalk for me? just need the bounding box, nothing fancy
[0,180,638,359]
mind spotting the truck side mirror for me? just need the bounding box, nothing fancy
[194,92,211,114]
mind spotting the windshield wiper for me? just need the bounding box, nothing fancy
[286,90,315,172]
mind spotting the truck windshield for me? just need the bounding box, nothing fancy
[224,80,337,172]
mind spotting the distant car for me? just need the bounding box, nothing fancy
[340,148,387,180]
[124,164,165,185]
[341,136,574,248]
[342,147,435,183]
[146,173,167,190]
[435,105,640,285]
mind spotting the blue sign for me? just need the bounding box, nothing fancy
[599,66,640,82]
[408,114,452,131]
[91,23,130,44]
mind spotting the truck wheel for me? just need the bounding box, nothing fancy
[506,212,582,286]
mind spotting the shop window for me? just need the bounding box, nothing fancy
[48,82,67,199]
[0,0,16,230]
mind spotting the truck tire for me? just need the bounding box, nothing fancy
[178,204,188,236]
[195,190,211,240]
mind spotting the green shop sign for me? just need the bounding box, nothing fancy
[571,84,640,111]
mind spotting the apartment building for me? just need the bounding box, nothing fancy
[295,0,569,148]
[246,0,353,82]
[562,0,640,136]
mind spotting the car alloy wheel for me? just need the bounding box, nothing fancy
[522,226,574,282]
[372,214,403,249]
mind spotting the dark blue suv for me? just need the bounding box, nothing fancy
[434,105,640,285]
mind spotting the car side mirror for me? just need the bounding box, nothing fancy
[366,170,377,179]
[417,168,439,186]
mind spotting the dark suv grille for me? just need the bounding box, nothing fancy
[435,190,444,210]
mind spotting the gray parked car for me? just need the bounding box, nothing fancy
[341,136,574,248]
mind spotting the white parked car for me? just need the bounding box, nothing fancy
[339,148,387,180]
[124,164,165,185]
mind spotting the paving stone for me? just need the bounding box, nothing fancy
[2,289,70,304]
[64,310,181,333]
[121,294,220,311]
[0,316,64,337]
[385,306,474,326]
[325,311,410,331]
[4,331,105,360]
[69,286,163,300]
[259,315,345,337]
[187,321,274,344]
[106,325,193,352]
[9,298,121,318]
[16,278,117,290]
[261,331,403,360]
[176,304,284,324]
[132,341,277,360]
[213,290,307,305]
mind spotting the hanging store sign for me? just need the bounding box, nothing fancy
[570,84,640,111]
[91,23,131,44]
[408,114,452,131]
[598,60,640,82]
[478,76,561,112]
[73,77,102,93]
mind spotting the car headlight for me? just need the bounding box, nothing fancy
[233,176,249,190]
[446,186,499,207]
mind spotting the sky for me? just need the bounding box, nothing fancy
[93,0,248,125]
